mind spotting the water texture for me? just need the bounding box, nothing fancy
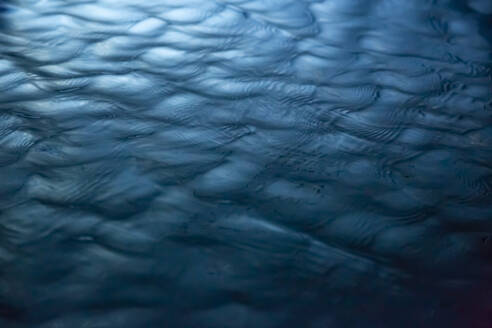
[0,0,491,327]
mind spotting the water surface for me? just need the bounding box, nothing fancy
[1,0,492,327]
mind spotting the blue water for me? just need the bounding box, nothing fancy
[1,0,491,327]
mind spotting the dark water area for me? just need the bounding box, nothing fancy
[0,0,492,327]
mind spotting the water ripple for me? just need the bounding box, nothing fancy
[1,0,492,327]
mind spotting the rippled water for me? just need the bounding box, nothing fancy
[1,0,492,327]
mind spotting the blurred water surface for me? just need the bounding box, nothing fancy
[0,0,492,327]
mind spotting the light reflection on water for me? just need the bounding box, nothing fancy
[0,0,491,327]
